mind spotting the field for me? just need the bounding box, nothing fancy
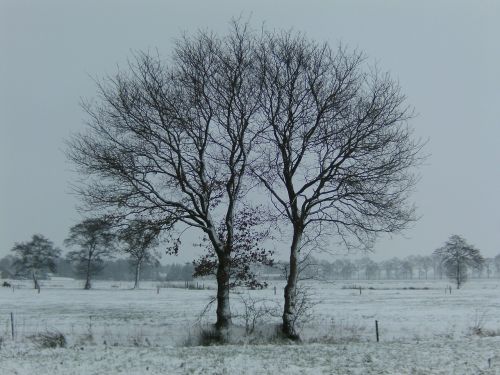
[1,278,500,374]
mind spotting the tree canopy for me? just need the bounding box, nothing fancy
[65,218,116,289]
[11,234,61,289]
[67,21,424,336]
[434,234,484,289]
[118,219,161,289]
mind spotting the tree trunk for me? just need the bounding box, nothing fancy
[133,260,141,289]
[215,251,232,330]
[84,255,92,290]
[32,271,39,290]
[206,219,233,332]
[282,227,302,340]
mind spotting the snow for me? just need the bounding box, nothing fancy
[1,278,500,374]
[2,338,499,374]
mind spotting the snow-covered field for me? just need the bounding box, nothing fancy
[1,278,499,374]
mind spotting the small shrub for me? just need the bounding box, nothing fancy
[474,329,500,337]
[29,331,66,348]
[288,284,317,336]
[467,309,500,337]
[268,325,303,344]
[129,332,151,347]
[183,325,228,346]
[234,293,281,335]
[198,326,227,346]
[468,309,487,336]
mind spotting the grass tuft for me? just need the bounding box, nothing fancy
[29,331,66,348]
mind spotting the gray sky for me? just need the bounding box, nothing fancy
[1,0,499,262]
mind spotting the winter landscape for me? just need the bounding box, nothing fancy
[2,1,500,374]
[1,278,500,374]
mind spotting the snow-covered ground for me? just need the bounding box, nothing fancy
[1,278,499,374]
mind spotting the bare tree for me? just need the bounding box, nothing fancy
[66,22,263,329]
[252,32,423,339]
[358,257,378,280]
[495,254,500,278]
[118,219,161,289]
[65,218,115,289]
[381,259,395,280]
[417,255,433,280]
[399,259,414,279]
[431,253,444,280]
[434,234,484,289]
[483,258,495,279]
[365,259,380,280]
[11,234,61,289]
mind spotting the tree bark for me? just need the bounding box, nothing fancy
[133,260,141,289]
[282,227,302,340]
[215,251,232,330]
[32,271,39,290]
[84,254,92,290]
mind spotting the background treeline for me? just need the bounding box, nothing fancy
[2,252,500,282]
[0,255,194,282]
[289,254,500,281]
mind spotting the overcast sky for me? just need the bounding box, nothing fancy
[1,0,499,262]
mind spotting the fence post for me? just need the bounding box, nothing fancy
[10,312,14,340]
[375,320,379,342]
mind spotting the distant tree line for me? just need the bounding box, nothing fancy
[55,257,194,283]
[1,212,271,289]
[270,254,494,284]
[1,235,496,285]
[0,251,194,283]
